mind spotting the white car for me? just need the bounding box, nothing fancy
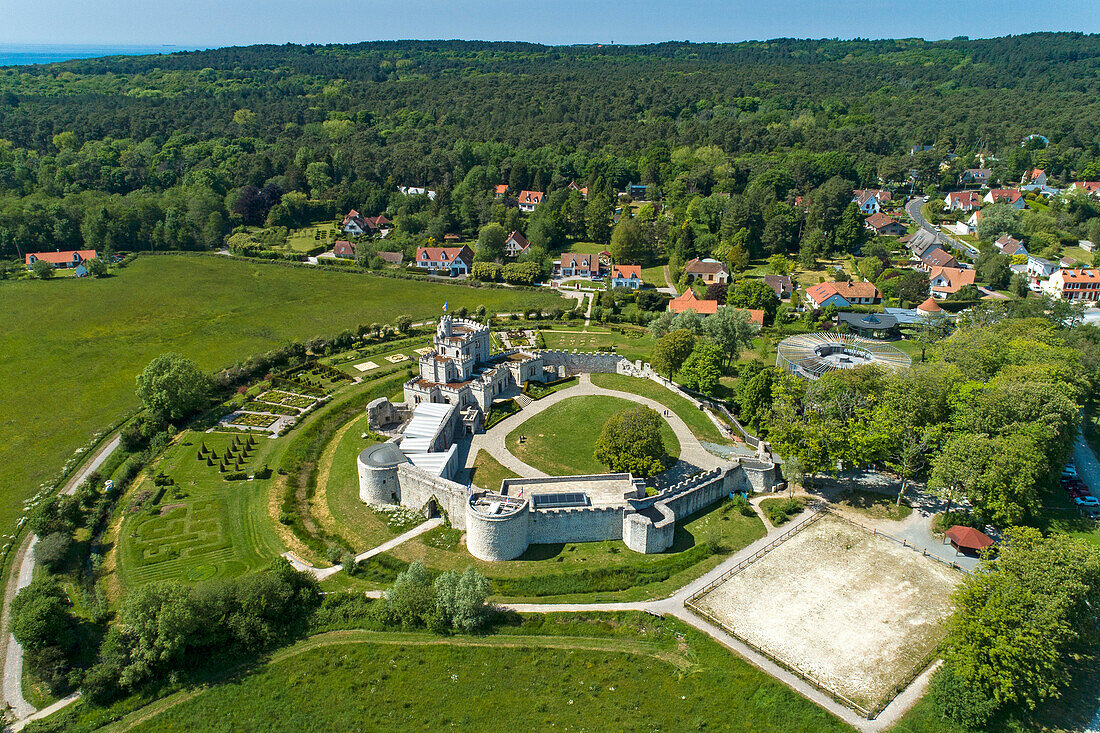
[1063,465,1078,477]
[1074,495,1099,507]
[923,196,930,202]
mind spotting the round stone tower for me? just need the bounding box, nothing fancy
[357,443,407,505]
[465,493,529,561]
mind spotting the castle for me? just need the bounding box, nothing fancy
[359,316,780,562]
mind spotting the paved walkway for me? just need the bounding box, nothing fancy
[1,435,118,723]
[282,518,444,581]
[465,373,725,482]
[1072,430,1100,733]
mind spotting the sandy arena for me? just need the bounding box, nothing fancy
[691,513,961,714]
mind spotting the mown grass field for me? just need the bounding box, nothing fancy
[589,372,726,443]
[0,255,567,538]
[468,450,519,492]
[506,395,679,476]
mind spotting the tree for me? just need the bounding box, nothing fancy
[799,228,825,268]
[383,561,438,628]
[10,577,75,654]
[434,567,491,632]
[475,222,506,262]
[703,305,759,367]
[728,279,778,324]
[978,252,1012,289]
[914,310,951,361]
[86,256,109,278]
[897,270,930,306]
[585,194,614,243]
[704,281,728,304]
[594,406,668,477]
[105,581,199,689]
[976,203,1023,242]
[33,532,72,572]
[832,202,867,254]
[470,262,501,282]
[767,253,792,275]
[394,314,413,334]
[609,218,647,264]
[652,329,696,379]
[31,259,54,279]
[940,527,1100,719]
[135,353,211,423]
[678,340,723,394]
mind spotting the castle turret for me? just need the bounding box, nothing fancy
[358,443,408,505]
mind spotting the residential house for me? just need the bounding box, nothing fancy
[517,190,544,212]
[983,189,1026,209]
[865,212,906,237]
[398,186,437,200]
[25,249,97,270]
[1027,255,1057,279]
[494,184,508,198]
[803,281,882,309]
[960,168,992,186]
[341,210,392,236]
[1080,240,1096,253]
[902,230,942,261]
[333,240,356,259]
[1046,268,1100,301]
[1022,169,1048,188]
[377,251,404,265]
[945,191,983,212]
[503,231,530,258]
[682,257,730,285]
[555,253,604,279]
[628,184,648,198]
[966,209,983,231]
[1070,182,1100,198]
[764,274,794,300]
[610,265,642,289]
[927,266,976,299]
[1061,256,1078,269]
[852,190,883,215]
[566,181,589,198]
[414,245,474,276]
[1000,240,1028,258]
[994,234,1022,252]
[920,248,959,271]
[667,289,719,315]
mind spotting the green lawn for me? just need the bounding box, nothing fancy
[640,263,668,288]
[589,372,726,443]
[834,489,913,522]
[0,255,567,539]
[539,325,656,363]
[90,617,850,733]
[468,450,519,492]
[115,432,286,588]
[506,395,679,476]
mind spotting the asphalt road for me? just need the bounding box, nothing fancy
[904,198,980,260]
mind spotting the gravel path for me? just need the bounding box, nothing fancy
[282,517,444,581]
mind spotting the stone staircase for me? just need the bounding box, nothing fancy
[514,393,534,409]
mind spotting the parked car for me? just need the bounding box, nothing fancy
[1062,465,1078,478]
[1084,507,1100,520]
[1074,495,1099,506]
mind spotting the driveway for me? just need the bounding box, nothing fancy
[905,198,979,259]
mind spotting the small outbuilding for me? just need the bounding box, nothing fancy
[944,525,994,555]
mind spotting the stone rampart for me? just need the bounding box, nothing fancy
[465,492,529,561]
[623,503,675,553]
[394,463,470,529]
[528,505,625,544]
[536,349,629,376]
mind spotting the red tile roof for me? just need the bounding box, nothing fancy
[947,191,982,208]
[416,245,473,265]
[611,265,641,280]
[667,289,719,315]
[26,250,96,265]
[865,212,900,230]
[683,258,728,275]
[988,189,1023,204]
[928,266,975,294]
[517,190,544,206]
[559,253,600,270]
[494,184,508,195]
[805,281,881,305]
[922,249,958,268]
[916,296,942,313]
[333,240,355,257]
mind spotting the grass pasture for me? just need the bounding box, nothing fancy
[0,254,567,539]
[505,395,679,476]
[115,432,286,588]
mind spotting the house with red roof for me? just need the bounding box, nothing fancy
[1046,268,1100,301]
[25,249,97,271]
[494,184,508,198]
[610,264,642,290]
[1070,182,1100,198]
[865,212,906,236]
[517,190,544,213]
[852,189,887,215]
[414,245,474,276]
[683,258,730,285]
[920,248,959,271]
[667,289,719,315]
[566,180,589,198]
[983,189,1026,209]
[803,281,882,309]
[945,191,983,212]
[504,231,530,258]
[928,266,975,299]
[554,253,605,279]
[1022,169,1047,187]
[342,210,392,236]
[333,240,356,259]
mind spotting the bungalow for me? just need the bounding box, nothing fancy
[994,234,1022,252]
[333,240,356,259]
[960,168,992,186]
[414,245,474,276]
[504,231,530,258]
[25,249,97,270]
[683,257,730,285]
[667,289,719,315]
[921,248,959,271]
[377,251,404,265]
[1046,268,1100,301]
[517,190,544,213]
[566,181,589,198]
[803,281,882,309]
[398,186,437,200]
[494,184,508,198]
[928,266,975,299]
[945,191,983,212]
[853,190,883,215]
[764,274,794,300]
[984,189,1026,209]
[1027,255,1057,279]
[610,264,642,289]
[555,253,604,279]
[865,212,906,237]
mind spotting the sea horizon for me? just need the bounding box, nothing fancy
[0,43,204,66]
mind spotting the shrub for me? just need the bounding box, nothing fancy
[34,532,73,572]
[928,667,998,729]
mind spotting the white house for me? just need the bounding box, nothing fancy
[415,245,473,275]
[984,189,1026,209]
[610,264,642,289]
[1027,255,1057,279]
[852,190,882,215]
[503,231,530,257]
[517,190,544,213]
[946,191,983,212]
[399,186,437,200]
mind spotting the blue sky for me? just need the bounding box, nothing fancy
[2,0,1099,46]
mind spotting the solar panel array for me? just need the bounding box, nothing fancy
[532,492,589,509]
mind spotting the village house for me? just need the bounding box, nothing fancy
[414,245,474,276]
[764,274,794,300]
[503,231,530,258]
[1022,168,1048,188]
[610,264,642,289]
[960,168,992,186]
[998,237,1028,258]
[984,189,1026,209]
[994,234,1022,252]
[945,191,983,212]
[920,248,959,271]
[25,249,97,270]
[377,251,404,266]
[865,212,906,237]
[902,230,943,261]
[682,257,730,284]
[1069,182,1100,198]
[667,289,719,315]
[398,186,437,200]
[566,180,589,198]
[341,210,393,236]
[494,184,508,198]
[928,266,976,299]
[517,190,544,213]
[1080,240,1096,253]
[1045,268,1100,301]
[554,253,605,279]
[852,189,885,215]
[1027,255,1057,279]
[803,281,882,309]
[333,240,356,259]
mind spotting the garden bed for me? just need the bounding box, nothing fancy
[229,413,279,429]
[259,390,316,409]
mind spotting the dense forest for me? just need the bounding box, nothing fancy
[3,34,1100,264]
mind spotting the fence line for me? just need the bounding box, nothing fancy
[825,509,971,574]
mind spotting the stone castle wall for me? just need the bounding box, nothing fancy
[465,495,529,561]
[528,505,625,545]
[537,349,630,376]
[394,463,470,529]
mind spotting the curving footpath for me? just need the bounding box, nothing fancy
[1,434,119,726]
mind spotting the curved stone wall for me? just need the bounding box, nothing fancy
[465,494,530,561]
[357,447,402,505]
